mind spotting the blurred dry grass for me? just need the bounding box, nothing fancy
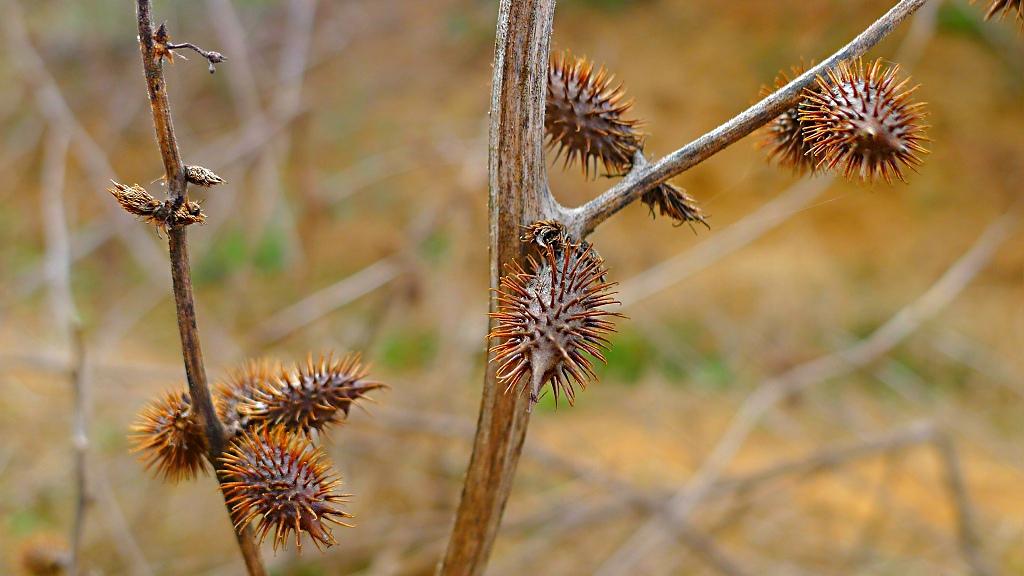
[1,0,1023,574]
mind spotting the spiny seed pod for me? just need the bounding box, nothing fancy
[131,390,208,482]
[108,181,206,229]
[245,353,385,436]
[546,51,642,177]
[800,58,928,184]
[221,428,353,552]
[186,165,226,187]
[216,358,280,436]
[641,183,709,229]
[975,0,1023,22]
[490,241,622,409]
[759,65,821,173]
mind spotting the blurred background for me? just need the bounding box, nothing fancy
[1,0,1023,574]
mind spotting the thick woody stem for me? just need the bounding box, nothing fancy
[438,1,557,574]
[564,0,930,238]
[134,2,266,574]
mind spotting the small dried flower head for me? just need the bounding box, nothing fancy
[108,180,206,230]
[759,64,821,173]
[521,219,569,251]
[130,390,208,482]
[800,58,929,184]
[152,22,174,64]
[490,241,623,409]
[186,165,226,187]
[18,534,68,576]
[975,0,1023,22]
[221,428,353,552]
[216,358,280,436]
[109,181,161,217]
[641,182,709,230]
[546,50,643,177]
[245,353,385,436]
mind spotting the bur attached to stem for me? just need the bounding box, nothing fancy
[801,57,929,184]
[244,353,385,436]
[490,240,623,409]
[216,359,280,436]
[221,428,353,552]
[131,390,209,482]
[546,50,642,177]
[759,64,822,174]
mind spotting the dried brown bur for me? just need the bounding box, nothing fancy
[221,428,353,552]
[186,165,227,187]
[800,58,929,184]
[759,64,822,174]
[244,353,386,437]
[216,358,280,436]
[130,390,209,482]
[546,50,642,177]
[108,181,205,230]
[490,241,623,410]
[641,182,709,230]
[975,0,1023,22]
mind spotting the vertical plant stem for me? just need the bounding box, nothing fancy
[134,2,266,574]
[439,1,557,574]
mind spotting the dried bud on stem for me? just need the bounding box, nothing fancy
[490,241,623,409]
[221,428,353,552]
[759,64,822,174]
[186,165,227,187]
[245,353,386,436]
[521,219,570,250]
[108,181,205,230]
[641,183,709,229]
[801,57,929,184]
[131,390,209,482]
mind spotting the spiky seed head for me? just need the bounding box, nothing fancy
[641,182,709,230]
[244,353,385,436]
[975,0,1023,22]
[186,165,227,187]
[546,51,643,177]
[800,58,929,184]
[221,428,353,552]
[489,242,622,409]
[108,181,206,230]
[130,390,208,482]
[216,358,280,436]
[759,65,822,173]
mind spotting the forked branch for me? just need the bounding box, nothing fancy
[133,2,266,574]
[564,0,930,238]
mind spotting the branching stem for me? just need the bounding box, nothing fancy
[134,2,265,574]
[562,0,930,238]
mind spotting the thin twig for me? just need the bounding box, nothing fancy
[932,431,995,576]
[564,0,931,237]
[68,327,88,576]
[594,205,1019,575]
[132,2,266,574]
